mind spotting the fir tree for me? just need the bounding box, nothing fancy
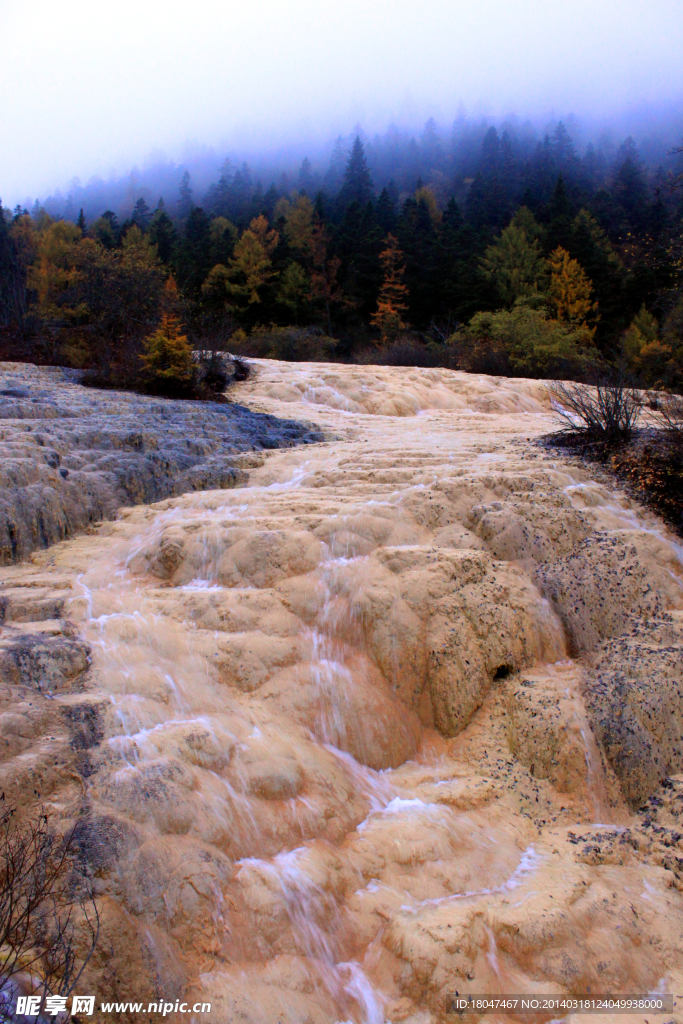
[148,209,177,264]
[337,137,374,212]
[177,170,194,220]
[132,197,151,231]
[376,187,397,234]
[298,157,314,194]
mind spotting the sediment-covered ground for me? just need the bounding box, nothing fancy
[0,362,322,564]
[3,360,683,1024]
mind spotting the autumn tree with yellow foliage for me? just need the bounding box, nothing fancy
[371,234,409,345]
[548,246,599,340]
[139,307,194,396]
[202,215,279,310]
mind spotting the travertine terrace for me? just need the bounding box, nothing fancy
[3,360,683,1024]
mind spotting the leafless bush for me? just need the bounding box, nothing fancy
[0,808,99,1019]
[548,379,642,439]
[655,393,683,451]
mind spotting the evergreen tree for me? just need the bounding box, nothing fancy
[569,208,625,348]
[398,192,440,325]
[481,127,501,172]
[90,211,119,250]
[132,197,151,231]
[298,157,314,194]
[262,184,281,220]
[337,198,382,315]
[148,209,177,264]
[436,198,486,323]
[77,208,87,236]
[204,174,231,218]
[203,215,279,312]
[376,186,397,234]
[277,262,309,323]
[421,118,444,169]
[612,140,649,234]
[551,122,576,167]
[323,136,347,194]
[336,137,374,213]
[174,207,211,295]
[480,208,547,306]
[0,199,24,326]
[177,170,194,220]
[547,175,573,251]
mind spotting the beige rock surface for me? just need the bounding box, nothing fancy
[3,359,683,1023]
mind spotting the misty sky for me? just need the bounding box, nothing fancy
[3,0,683,204]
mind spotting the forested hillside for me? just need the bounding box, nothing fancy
[2,118,683,393]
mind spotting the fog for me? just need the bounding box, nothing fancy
[2,0,683,207]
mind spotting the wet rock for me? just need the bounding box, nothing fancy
[70,812,144,872]
[243,757,304,800]
[6,361,683,1018]
[536,531,681,654]
[505,667,604,795]
[60,699,106,750]
[0,362,323,563]
[0,631,90,691]
[583,616,683,806]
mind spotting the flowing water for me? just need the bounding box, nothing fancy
[3,361,683,1023]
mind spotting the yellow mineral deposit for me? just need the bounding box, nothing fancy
[3,361,683,1024]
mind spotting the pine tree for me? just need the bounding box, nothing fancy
[376,185,397,234]
[298,157,314,194]
[612,141,649,233]
[481,208,547,306]
[277,262,309,323]
[203,215,279,309]
[551,122,576,166]
[132,197,151,231]
[76,208,86,236]
[371,234,409,344]
[177,170,193,220]
[547,175,573,250]
[174,207,211,296]
[337,137,373,212]
[323,136,347,194]
[148,209,177,264]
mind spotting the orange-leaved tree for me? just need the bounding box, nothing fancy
[308,223,342,335]
[139,295,194,395]
[548,246,599,340]
[371,233,409,345]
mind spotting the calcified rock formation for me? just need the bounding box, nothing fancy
[3,360,683,1023]
[0,362,322,563]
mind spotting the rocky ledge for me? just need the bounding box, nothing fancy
[0,362,323,563]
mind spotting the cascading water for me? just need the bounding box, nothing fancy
[3,361,683,1022]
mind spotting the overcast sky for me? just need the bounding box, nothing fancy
[2,0,683,204]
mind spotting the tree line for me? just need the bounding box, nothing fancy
[1,119,683,393]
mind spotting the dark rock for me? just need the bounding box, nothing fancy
[583,616,683,807]
[0,632,90,691]
[0,362,324,563]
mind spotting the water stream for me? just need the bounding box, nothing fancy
[5,362,683,1022]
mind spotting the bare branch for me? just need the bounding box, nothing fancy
[0,808,99,1016]
[548,379,642,439]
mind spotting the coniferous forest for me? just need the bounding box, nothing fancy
[2,117,683,396]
